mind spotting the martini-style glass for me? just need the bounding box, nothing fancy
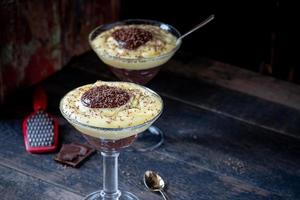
[60,85,163,200]
[89,19,181,151]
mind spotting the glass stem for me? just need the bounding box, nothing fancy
[101,151,121,200]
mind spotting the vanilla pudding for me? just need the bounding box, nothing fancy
[90,24,178,70]
[89,20,181,85]
[60,81,163,140]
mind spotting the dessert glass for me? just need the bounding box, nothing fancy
[89,19,181,151]
[60,85,163,200]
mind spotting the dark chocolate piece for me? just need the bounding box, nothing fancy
[112,27,153,50]
[54,143,95,167]
[81,85,130,108]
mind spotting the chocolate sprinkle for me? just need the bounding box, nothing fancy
[112,27,153,50]
[81,85,130,108]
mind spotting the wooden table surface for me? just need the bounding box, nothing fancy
[1,52,300,200]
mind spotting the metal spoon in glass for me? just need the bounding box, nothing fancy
[176,14,215,45]
[144,170,169,200]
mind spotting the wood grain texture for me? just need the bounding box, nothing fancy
[155,99,300,199]
[1,51,300,199]
[149,73,300,140]
[0,165,83,200]
[0,118,283,200]
[163,56,300,111]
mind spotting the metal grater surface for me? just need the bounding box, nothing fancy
[27,110,54,147]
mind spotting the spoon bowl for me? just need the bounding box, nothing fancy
[144,170,169,199]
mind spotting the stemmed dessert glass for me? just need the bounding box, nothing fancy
[89,19,181,151]
[60,86,163,200]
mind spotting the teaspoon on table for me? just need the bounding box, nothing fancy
[144,170,169,200]
[176,14,215,45]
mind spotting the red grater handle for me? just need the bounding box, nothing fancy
[23,86,59,153]
[33,87,47,111]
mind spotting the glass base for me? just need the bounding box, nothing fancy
[129,126,164,152]
[84,190,139,200]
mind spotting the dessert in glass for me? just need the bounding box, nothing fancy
[89,19,181,151]
[60,80,163,200]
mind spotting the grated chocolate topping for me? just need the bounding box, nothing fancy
[81,86,130,108]
[112,27,153,50]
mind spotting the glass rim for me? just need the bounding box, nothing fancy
[88,19,182,62]
[59,82,164,132]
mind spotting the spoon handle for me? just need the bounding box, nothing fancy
[178,14,215,42]
[159,190,169,200]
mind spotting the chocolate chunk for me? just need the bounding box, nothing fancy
[59,145,88,161]
[60,152,77,161]
[112,27,153,50]
[81,85,130,108]
[54,143,95,167]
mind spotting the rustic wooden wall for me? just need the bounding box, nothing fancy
[0,0,119,104]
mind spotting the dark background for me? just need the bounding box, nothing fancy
[120,0,299,82]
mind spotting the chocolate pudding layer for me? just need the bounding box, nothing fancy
[109,66,161,85]
[60,81,163,140]
[83,134,137,150]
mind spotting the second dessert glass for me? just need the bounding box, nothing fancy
[60,86,163,200]
[89,19,181,152]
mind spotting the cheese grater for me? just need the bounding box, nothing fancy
[22,87,59,153]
